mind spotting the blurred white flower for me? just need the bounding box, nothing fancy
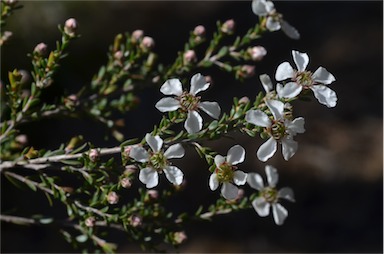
[247,165,295,225]
[275,50,337,107]
[209,145,248,200]
[129,134,185,188]
[245,99,305,161]
[155,73,221,134]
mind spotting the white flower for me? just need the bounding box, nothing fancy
[155,73,221,134]
[209,145,248,200]
[275,50,337,108]
[245,99,305,161]
[247,165,295,225]
[251,0,300,40]
[129,133,185,188]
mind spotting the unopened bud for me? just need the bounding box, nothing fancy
[221,19,235,34]
[237,65,255,79]
[85,216,95,227]
[173,231,187,245]
[34,43,48,56]
[129,215,142,227]
[193,25,206,37]
[15,134,28,146]
[147,190,159,200]
[107,191,119,205]
[131,29,144,43]
[88,148,100,162]
[248,46,267,61]
[238,96,250,105]
[120,177,132,188]
[64,18,78,37]
[183,50,197,65]
[140,36,155,51]
[0,31,12,46]
[124,164,137,175]
[205,75,213,86]
[114,50,123,61]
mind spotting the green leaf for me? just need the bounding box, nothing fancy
[75,234,88,243]
[61,159,82,166]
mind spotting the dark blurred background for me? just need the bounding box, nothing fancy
[1,1,383,253]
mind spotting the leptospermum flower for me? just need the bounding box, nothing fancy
[275,50,337,107]
[251,0,300,40]
[209,145,248,200]
[129,134,185,188]
[247,165,295,225]
[245,99,305,161]
[155,73,221,134]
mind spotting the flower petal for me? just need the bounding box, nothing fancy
[139,167,158,188]
[155,97,181,112]
[292,50,309,72]
[226,145,245,165]
[265,165,278,188]
[221,182,238,200]
[312,67,336,85]
[286,117,305,135]
[277,82,302,99]
[214,155,225,167]
[281,20,300,40]
[266,99,284,120]
[184,110,203,134]
[266,17,281,31]
[252,196,270,217]
[160,78,183,96]
[190,73,210,95]
[164,143,185,159]
[247,173,264,191]
[252,0,274,16]
[198,101,221,119]
[310,85,337,108]
[275,62,295,81]
[278,187,295,202]
[209,173,219,191]
[163,166,184,185]
[145,133,163,152]
[259,74,273,93]
[129,146,149,162]
[281,137,298,161]
[257,137,277,162]
[245,109,271,128]
[272,203,288,225]
[233,170,247,186]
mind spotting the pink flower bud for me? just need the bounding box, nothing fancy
[237,65,255,79]
[183,50,197,65]
[64,18,78,37]
[34,42,48,56]
[85,217,95,227]
[129,215,142,227]
[15,134,28,146]
[114,50,123,60]
[88,148,100,162]
[140,36,155,51]
[248,46,267,61]
[193,25,206,37]
[221,19,235,34]
[124,164,137,175]
[107,191,119,205]
[131,29,144,43]
[147,190,159,200]
[120,177,132,189]
[173,231,187,245]
[238,96,250,104]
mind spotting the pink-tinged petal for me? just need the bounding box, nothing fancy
[129,146,149,162]
[198,101,221,119]
[145,133,163,152]
[245,109,271,127]
[227,145,245,165]
[265,165,278,188]
[233,170,247,186]
[278,187,295,202]
[155,97,181,112]
[277,82,302,99]
[163,166,184,185]
[209,173,219,191]
[221,182,238,200]
[190,73,210,95]
[184,110,203,134]
[160,78,183,96]
[247,172,264,191]
[275,62,295,81]
[281,20,300,40]
[292,50,309,72]
[286,117,305,135]
[257,137,277,162]
[164,143,185,159]
[312,67,336,85]
[259,74,274,93]
[139,167,158,188]
[311,85,337,108]
[266,17,281,31]
[272,203,288,225]
[252,196,270,217]
[214,155,225,167]
[281,137,298,161]
[266,99,284,120]
[252,0,274,16]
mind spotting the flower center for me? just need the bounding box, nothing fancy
[294,71,313,88]
[260,187,278,203]
[215,162,235,183]
[269,120,286,140]
[149,152,168,171]
[178,92,200,112]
